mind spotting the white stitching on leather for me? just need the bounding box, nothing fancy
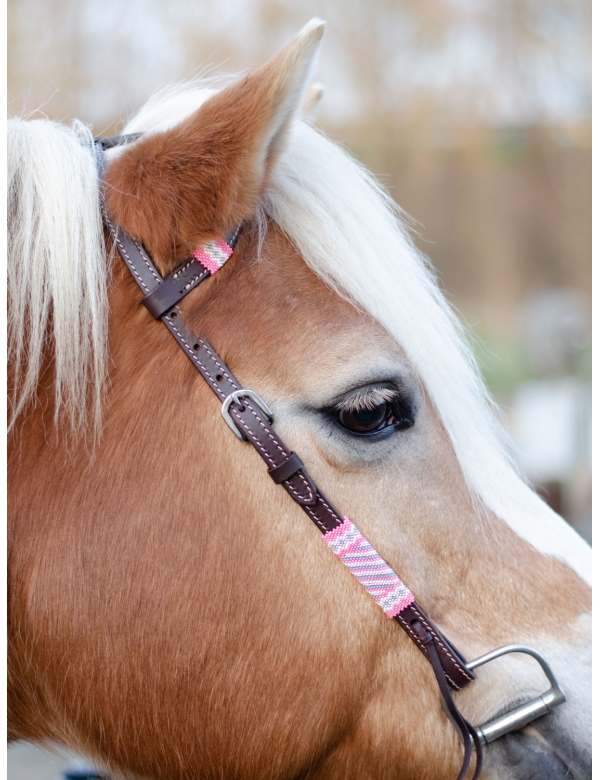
[103,213,151,293]
[304,507,330,533]
[164,317,229,400]
[173,257,196,279]
[197,340,238,387]
[131,236,161,282]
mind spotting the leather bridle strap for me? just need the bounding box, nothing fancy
[413,620,483,779]
[96,138,482,779]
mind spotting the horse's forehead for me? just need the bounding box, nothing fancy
[189,225,406,393]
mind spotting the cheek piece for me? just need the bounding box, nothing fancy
[93,134,567,780]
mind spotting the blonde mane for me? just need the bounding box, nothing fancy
[7,82,590,582]
[8,117,108,436]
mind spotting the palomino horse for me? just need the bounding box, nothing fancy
[8,20,591,780]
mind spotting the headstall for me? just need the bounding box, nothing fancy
[94,135,566,780]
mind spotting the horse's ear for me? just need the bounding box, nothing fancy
[104,19,325,274]
[302,84,324,122]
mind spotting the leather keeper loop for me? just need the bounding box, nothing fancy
[142,262,210,319]
[268,452,304,484]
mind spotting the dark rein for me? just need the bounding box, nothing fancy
[93,134,566,780]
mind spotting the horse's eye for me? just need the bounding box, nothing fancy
[336,401,395,434]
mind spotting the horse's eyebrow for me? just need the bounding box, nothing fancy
[333,354,417,391]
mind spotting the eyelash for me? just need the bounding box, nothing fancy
[331,386,415,436]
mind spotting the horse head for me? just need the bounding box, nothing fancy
[8,20,591,780]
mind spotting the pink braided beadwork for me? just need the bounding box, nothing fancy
[192,239,233,275]
[323,518,414,618]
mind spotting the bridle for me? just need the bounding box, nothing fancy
[94,135,566,779]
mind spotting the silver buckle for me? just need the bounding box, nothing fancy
[465,645,566,744]
[221,389,274,441]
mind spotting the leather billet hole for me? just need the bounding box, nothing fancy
[170,311,178,319]
[193,343,200,351]
[216,374,224,382]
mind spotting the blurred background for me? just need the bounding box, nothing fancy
[7,1,592,775]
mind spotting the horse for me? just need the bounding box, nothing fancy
[8,19,591,780]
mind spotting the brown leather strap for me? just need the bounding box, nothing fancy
[95,132,143,150]
[96,141,475,694]
[142,262,211,318]
[395,604,474,690]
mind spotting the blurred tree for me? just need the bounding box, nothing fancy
[9,0,590,128]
